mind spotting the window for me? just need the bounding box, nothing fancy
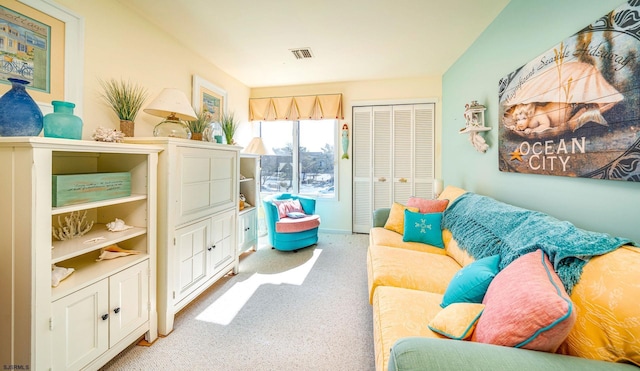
[258,119,337,199]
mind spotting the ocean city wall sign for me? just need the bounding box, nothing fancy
[498,0,640,182]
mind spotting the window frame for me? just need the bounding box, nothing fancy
[256,119,339,200]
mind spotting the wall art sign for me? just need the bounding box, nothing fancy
[192,74,226,123]
[498,0,640,182]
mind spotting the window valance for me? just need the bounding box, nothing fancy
[249,94,343,121]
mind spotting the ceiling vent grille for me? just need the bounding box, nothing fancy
[290,48,314,60]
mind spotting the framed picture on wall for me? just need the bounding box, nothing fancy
[192,75,226,123]
[0,0,83,115]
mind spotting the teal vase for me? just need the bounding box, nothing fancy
[0,78,44,136]
[44,101,83,139]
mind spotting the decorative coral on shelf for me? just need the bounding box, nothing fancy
[92,126,125,143]
[52,210,94,241]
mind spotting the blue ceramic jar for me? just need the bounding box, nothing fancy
[0,78,44,136]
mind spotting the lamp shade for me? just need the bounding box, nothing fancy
[243,137,268,155]
[144,88,197,121]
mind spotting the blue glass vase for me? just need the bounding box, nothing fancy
[0,78,44,136]
[44,101,83,139]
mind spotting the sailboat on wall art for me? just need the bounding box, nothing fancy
[498,0,640,182]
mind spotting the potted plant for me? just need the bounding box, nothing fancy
[220,111,239,145]
[99,78,148,137]
[186,109,212,141]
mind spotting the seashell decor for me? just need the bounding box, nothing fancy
[106,218,134,232]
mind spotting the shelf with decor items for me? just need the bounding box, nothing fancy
[126,137,240,336]
[0,137,161,371]
[239,153,260,254]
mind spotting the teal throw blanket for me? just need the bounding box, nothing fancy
[442,192,633,294]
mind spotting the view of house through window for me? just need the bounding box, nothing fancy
[258,119,336,199]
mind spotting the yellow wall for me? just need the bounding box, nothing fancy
[54,0,250,137]
[251,77,442,232]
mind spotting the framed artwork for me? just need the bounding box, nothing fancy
[192,74,226,123]
[0,0,83,115]
[498,1,640,182]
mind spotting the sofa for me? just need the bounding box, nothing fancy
[367,185,640,371]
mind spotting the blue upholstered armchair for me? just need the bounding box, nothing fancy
[262,193,321,251]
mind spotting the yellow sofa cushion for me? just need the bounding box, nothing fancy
[558,245,640,366]
[369,227,448,255]
[372,286,445,371]
[383,202,419,235]
[438,185,467,204]
[443,229,475,267]
[428,303,485,340]
[367,244,461,304]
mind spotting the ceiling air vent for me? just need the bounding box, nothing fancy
[290,48,314,60]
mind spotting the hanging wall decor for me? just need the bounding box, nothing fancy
[498,0,640,182]
[341,123,350,159]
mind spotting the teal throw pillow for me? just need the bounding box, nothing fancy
[402,210,444,248]
[441,254,501,308]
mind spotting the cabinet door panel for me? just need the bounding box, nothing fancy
[176,219,210,302]
[109,261,149,347]
[210,210,236,272]
[52,280,109,371]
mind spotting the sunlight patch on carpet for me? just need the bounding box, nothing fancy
[195,249,323,325]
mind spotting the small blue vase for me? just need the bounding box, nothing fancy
[44,101,83,139]
[0,78,44,136]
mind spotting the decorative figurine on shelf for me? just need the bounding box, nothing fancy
[52,210,94,241]
[341,123,349,159]
[106,218,134,232]
[459,101,491,153]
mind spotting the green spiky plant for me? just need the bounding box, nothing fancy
[220,111,239,145]
[187,109,213,134]
[98,78,148,121]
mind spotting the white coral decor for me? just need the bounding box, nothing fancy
[52,210,94,241]
[92,126,125,143]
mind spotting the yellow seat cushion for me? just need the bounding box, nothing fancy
[372,286,445,371]
[443,229,475,267]
[367,244,461,303]
[369,227,448,255]
[558,245,640,366]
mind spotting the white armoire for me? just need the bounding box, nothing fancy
[352,103,435,233]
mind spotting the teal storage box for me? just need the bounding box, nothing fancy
[52,172,131,207]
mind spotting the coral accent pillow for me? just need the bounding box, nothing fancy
[473,249,576,352]
[383,202,419,235]
[272,199,304,218]
[428,303,485,340]
[441,254,500,308]
[406,196,449,213]
[402,210,444,248]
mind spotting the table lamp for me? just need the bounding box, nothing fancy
[243,137,268,155]
[144,88,197,138]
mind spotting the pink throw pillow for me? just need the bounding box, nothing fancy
[472,249,576,352]
[272,199,304,218]
[406,197,449,213]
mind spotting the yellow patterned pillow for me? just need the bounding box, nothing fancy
[558,245,640,366]
[383,202,419,235]
[428,303,484,340]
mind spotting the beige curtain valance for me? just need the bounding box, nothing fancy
[249,94,343,121]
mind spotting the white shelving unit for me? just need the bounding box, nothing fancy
[0,137,161,371]
[239,153,259,254]
[127,137,240,336]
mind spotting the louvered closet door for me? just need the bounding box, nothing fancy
[353,107,372,233]
[372,106,393,211]
[392,106,413,203]
[414,104,435,198]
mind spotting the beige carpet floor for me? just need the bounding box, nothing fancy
[101,232,374,370]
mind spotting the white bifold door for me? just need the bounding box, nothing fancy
[352,104,435,233]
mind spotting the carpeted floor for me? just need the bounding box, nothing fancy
[101,232,374,370]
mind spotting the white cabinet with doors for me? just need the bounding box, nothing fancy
[239,153,259,254]
[127,137,240,336]
[352,103,435,233]
[0,137,160,371]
